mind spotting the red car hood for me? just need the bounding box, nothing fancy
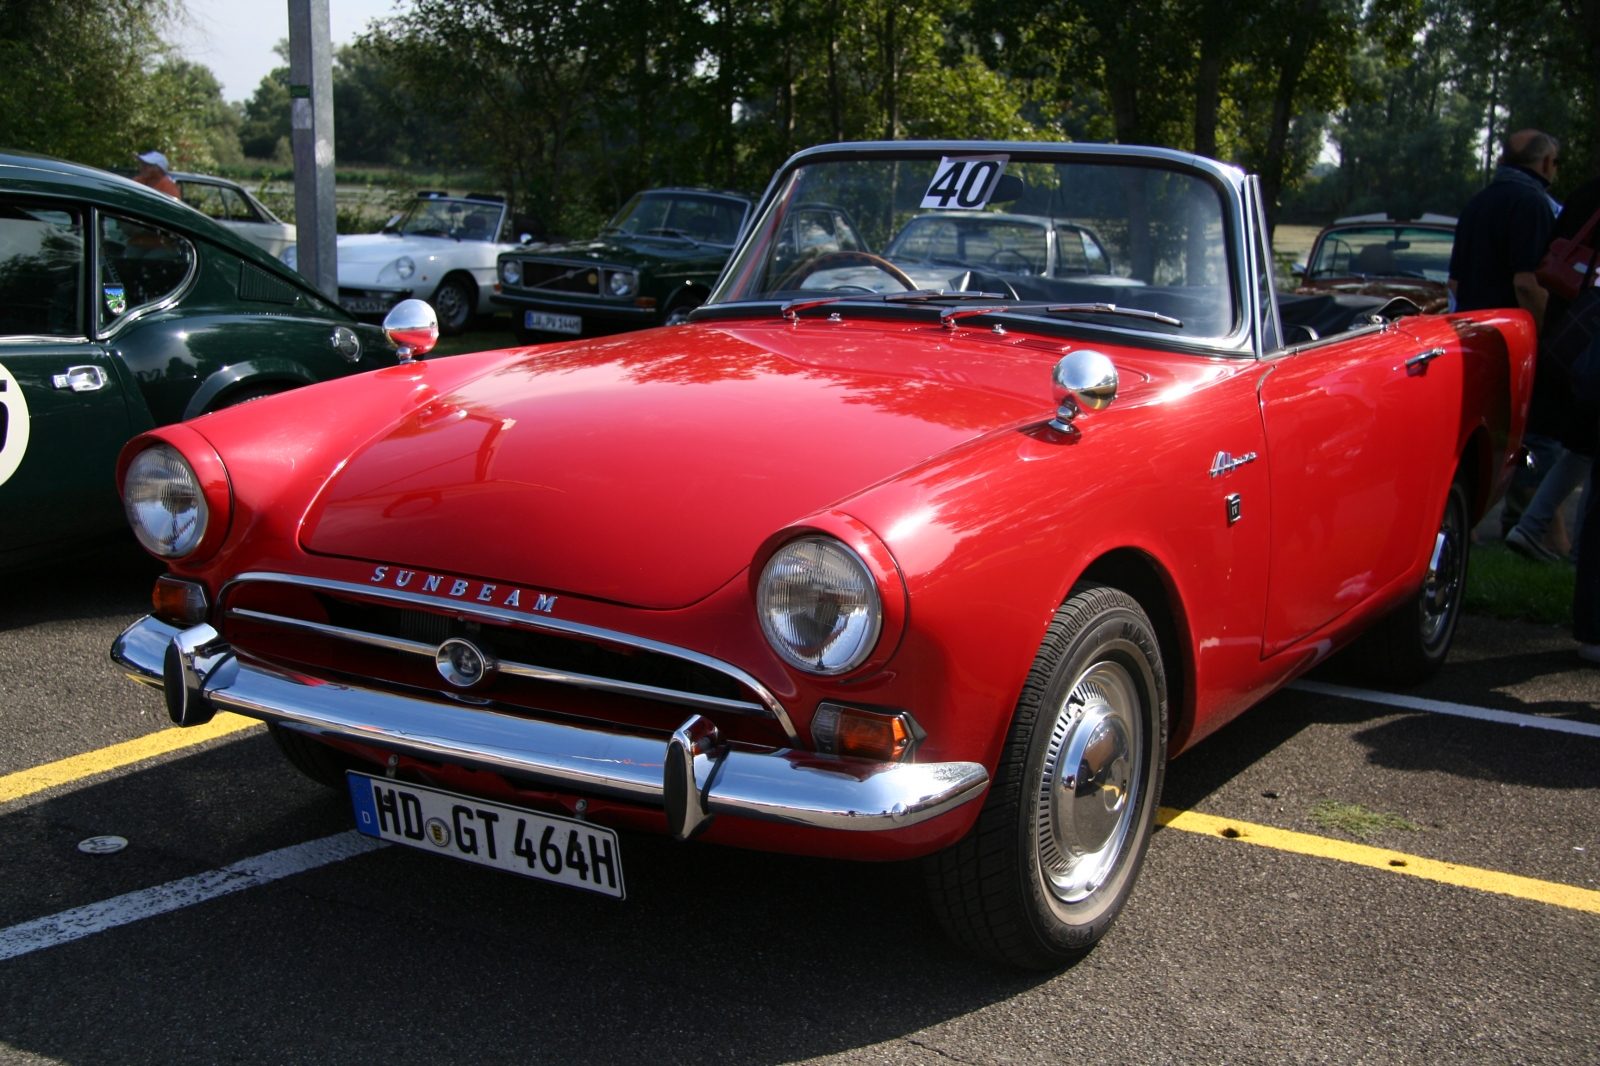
[299,323,1047,608]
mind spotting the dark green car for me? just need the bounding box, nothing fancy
[0,151,394,569]
[493,188,750,343]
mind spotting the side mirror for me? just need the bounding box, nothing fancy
[1047,349,1118,435]
[519,232,533,244]
[1291,262,1307,278]
[382,299,439,363]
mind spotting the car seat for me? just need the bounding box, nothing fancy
[1353,243,1396,274]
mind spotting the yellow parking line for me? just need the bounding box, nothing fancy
[0,713,261,804]
[1158,807,1600,916]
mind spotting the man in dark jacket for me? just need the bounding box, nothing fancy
[1449,130,1559,328]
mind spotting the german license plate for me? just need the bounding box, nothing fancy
[341,298,392,315]
[347,772,623,898]
[525,310,582,334]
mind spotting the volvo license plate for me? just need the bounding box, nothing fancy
[525,310,582,334]
[348,772,623,898]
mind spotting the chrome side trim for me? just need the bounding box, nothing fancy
[110,617,989,833]
[221,571,799,744]
[228,607,773,717]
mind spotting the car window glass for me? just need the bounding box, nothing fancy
[99,214,194,328]
[603,194,746,245]
[1308,226,1454,282]
[180,183,228,220]
[1055,227,1089,274]
[220,187,262,223]
[396,198,504,241]
[717,158,1236,339]
[0,201,82,336]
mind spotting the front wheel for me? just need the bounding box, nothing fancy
[923,583,1168,969]
[430,277,475,336]
[1346,478,1470,684]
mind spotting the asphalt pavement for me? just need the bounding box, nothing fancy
[1,541,1596,1065]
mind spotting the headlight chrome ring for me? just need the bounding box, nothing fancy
[123,444,209,559]
[757,535,883,676]
[500,259,522,286]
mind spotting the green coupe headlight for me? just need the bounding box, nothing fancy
[607,270,638,297]
[501,259,522,286]
[757,536,882,675]
[123,445,208,559]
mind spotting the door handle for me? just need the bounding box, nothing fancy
[1405,347,1446,373]
[52,365,108,392]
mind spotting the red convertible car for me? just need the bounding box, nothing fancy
[112,142,1533,969]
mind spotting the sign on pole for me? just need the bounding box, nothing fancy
[288,0,337,300]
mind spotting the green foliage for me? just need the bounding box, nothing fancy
[1464,541,1574,626]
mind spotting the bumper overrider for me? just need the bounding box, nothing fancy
[112,615,989,840]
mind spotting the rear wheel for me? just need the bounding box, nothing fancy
[1347,477,1470,685]
[268,723,380,789]
[923,583,1167,969]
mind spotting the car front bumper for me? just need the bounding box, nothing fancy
[113,615,989,838]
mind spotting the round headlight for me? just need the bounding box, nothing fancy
[607,270,637,297]
[123,445,208,559]
[501,258,522,286]
[757,536,882,675]
[395,256,416,280]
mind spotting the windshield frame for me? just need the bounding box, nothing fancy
[703,141,1258,356]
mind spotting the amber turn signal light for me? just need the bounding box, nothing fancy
[634,296,658,308]
[152,576,210,627]
[811,703,915,762]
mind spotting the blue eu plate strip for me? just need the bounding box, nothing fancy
[347,772,381,838]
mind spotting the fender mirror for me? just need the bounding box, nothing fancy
[1047,349,1118,435]
[382,299,439,363]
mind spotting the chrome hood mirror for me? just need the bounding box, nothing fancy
[1048,349,1118,435]
[382,298,439,363]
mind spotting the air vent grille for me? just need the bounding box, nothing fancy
[238,263,298,304]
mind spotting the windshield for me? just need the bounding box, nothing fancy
[1308,226,1453,281]
[712,153,1236,339]
[394,198,504,241]
[604,192,748,245]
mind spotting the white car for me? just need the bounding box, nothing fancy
[282,192,525,335]
[174,173,296,258]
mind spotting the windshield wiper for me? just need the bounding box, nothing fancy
[779,289,1010,321]
[1046,302,1183,328]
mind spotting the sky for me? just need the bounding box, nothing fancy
[172,0,405,102]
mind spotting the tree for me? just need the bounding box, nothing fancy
[0,0,208,170]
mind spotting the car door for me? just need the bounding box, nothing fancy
[0,198,131,560]
[1257,319,1458,655]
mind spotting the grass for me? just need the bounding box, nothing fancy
[1309,800,1422,841]
[430,326,518,359]
[1464,540,1575,626]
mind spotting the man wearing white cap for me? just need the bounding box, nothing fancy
[133,150,180,199]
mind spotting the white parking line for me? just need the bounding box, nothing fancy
[0,831,386,962]
[1288,679,1600,738]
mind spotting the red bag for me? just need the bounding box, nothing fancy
[1538,206,1600,300]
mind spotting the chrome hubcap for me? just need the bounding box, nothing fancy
[1421,495,1464,647]
[435,285,468,327]
[1037,659,1142,903]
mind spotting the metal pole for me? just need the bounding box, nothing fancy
[288,0,337,300]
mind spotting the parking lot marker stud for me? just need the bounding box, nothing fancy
[1157,807,1600,915]
[0,713,260,804]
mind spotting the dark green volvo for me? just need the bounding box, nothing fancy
[493,188,750,343]
[0,152,394,569]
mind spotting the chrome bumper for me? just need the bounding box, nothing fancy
[112,616,989,837]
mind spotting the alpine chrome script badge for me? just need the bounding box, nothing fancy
[436,638,497,689]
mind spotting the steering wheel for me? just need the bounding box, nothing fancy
[776,250,918,293]
[986,248,1033,272]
